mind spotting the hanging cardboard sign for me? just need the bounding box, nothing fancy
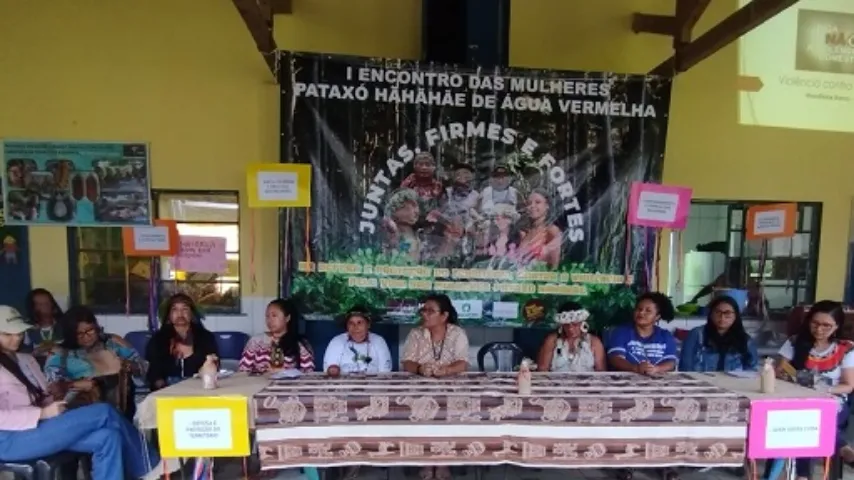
[247,163,311,208]
[175,235,228,274]
[746,203,796,240]
[627,182,693,230]
[122,219,179,256]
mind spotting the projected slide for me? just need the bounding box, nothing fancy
[738,0,854,133]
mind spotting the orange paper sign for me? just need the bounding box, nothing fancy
[122,220,179,256]
[745,203,796,240]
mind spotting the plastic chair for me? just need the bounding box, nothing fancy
[213,331,250,360]
[124,330,153,396]
[0,451,87,480]
[477,342,524,372]
[124,330,152,357]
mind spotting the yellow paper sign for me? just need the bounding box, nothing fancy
[246,163,311,208]
[155,396,251,458]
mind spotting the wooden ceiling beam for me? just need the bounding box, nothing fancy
[632,14,677,36]
[650,0,801,75]
[231,0,278,77]
[674,0,712,44]
[632,0,710,40]
[270,0,292,14]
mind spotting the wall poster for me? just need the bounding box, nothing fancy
[281,52,673,328]
[1,140,151,226]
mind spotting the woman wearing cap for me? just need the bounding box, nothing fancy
[323,306,392,375]
[145,293,219,390]
[536,302,606,372]
[0,305,176,480]
[239,298,314,374]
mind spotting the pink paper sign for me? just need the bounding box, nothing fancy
[174,236,228,274]
[627,182,693,230]
[747,397,838,459]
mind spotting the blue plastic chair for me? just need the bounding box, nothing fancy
[124,331,153,396]
[213,331,250,360]
[124,330,153,357]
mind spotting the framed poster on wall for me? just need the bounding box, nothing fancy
[1,139,152,226]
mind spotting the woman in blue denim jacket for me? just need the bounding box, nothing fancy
[679,295,758,372]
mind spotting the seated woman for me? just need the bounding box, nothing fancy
[402,293,469,378]
[323,306,392,375]
[21,288,64,361]
[239,298,314,373]
[44,306,146,418]
[607,292,678,376]
[607,292,679,480]
[679,295,758,372]
[536,301,606,372]
[771,301,854,480]
[402,294,469,480]
[146,293,218,390]
[0,305,176,480]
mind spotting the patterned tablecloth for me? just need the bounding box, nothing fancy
[253,372,750,470]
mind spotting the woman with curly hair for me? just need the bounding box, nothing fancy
[607,292,678,375]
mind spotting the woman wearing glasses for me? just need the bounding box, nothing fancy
[679,295,758,372]
[401,294,469,480]
[772,301,854,480]
[402,294,469,378]
[44,306,146,418]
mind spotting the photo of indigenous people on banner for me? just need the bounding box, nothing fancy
[282,52,672,328]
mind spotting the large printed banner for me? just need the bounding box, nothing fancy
[283,52,672,327]
[1,140,151,226]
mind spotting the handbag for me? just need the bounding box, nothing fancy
[59,350,129,412]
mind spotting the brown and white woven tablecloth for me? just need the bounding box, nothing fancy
[253,372,749,469]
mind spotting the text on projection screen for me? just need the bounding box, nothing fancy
[738,0,854,133]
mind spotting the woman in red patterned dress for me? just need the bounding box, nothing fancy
[775,301,854,480]
[238,298,314,374]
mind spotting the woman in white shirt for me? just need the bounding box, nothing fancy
[324,307,392,375]
[774,300,854,480]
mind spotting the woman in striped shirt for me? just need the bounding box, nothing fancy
[239,298,314,373]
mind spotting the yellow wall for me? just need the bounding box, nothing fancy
[2,0,852,304]
[0,0,283,299]
[513,0,854,300]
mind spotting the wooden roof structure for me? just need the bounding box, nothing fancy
[230,0,801,79]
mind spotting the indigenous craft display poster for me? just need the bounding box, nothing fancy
[283,52,672,327]
[1,140,151,226]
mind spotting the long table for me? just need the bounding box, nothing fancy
[135,371,823,470]
[254,372,747,470]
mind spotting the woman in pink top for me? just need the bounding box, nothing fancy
[239,298,315,373]
[0,305,173,480]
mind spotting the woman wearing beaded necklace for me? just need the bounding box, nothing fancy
[324,306,392,375]
[402,294,469,480]
[536,302,605,372]
[402,294,469,379]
